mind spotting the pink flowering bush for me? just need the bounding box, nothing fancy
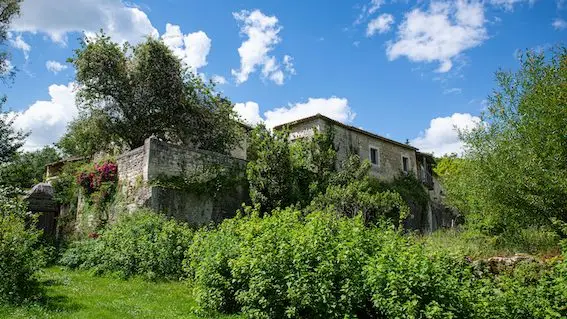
[77,161,118,195]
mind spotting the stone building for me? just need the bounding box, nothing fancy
[275,114,454,231]
[274,114,420,181]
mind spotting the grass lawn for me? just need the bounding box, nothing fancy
[0,267,242,319]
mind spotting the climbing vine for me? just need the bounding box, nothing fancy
[149,162,246,199]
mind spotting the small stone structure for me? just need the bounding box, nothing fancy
[116,137,249,226]
[24,183,58,237]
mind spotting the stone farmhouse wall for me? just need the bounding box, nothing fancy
[286,116,418,181]
[116,137,248,226]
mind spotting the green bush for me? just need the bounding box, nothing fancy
[183,207,567,318]
[0,189,43,304]
[232,209,385,319]
[365,236,473,318]
[184,215,246,314]
[61,209,193,280]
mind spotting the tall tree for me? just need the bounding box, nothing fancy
[0,0,26,164]
[440,47,567,234]
[69,34,241,155]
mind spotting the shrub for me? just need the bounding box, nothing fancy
[184,215,246,314]
[232,209,385,319]
[0,189,43,304]
[61,209,193,280]
[364,236,473,318]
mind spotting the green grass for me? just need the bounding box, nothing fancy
[420,227,561,260]
[0,267,242,319]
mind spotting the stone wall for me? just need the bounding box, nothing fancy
[117,137,249,226]
[286,116,418,181]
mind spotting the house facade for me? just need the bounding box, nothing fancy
[274,114,420,181]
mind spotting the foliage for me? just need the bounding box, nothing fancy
[68,34,242,155]
[185,215,246,314]
[230,210,382,319]
[0,104,28,164]
[60,209,194,280]
[0,187,43,304]
[0,146,60,189]
[150,162,246,199]
[422,227,560,259]
[246,126,296,212]
[75,160,118,228]
[57,111,119,157]
[440,47,567,234]
[184,206,567,318]
[247,125,337,212]
[365,237,472,319]
[0,0,26,164]
[0,0,21,82]
[289,127,337,204]
[309,154,410,226]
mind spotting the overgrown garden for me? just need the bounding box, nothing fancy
[1,2,566,316]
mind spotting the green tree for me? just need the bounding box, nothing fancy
[0,0,21,81]
[69,34,241,155]
[441,47,567,234]
[57,111,116,157]
[246,125,295,212]
[0,146,61,189]
[0,0,26,164]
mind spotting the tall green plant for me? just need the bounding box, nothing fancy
[441,47,567,234]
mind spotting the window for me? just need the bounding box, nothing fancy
[370,147,378,165]
[402,156,409,173]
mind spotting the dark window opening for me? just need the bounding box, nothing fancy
[370,147,378,165]
[402,156,409,173]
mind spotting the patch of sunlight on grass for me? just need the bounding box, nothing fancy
[0,267,242,319]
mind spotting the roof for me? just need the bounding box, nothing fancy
[273,113,418,151]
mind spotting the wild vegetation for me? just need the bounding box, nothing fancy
[0,2,566,316]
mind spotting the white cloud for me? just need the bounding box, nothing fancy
[283,55,296,75]
[411,113,481,156]
[161,23,211,71]
[231,10,293,85]
[367,13,395,36]
[488,0,534,11]
[233,97,355,129]
[264,97,355,129]
[233,101,263,126]
[355,0,386,25]
[9,34,31,59]
[211,74,227,85]
[45,60,68,74]
[368,0,386,15]
[386,1,487,73]
[11,0,158,45]
[552,18,567,30]
[12,83,78,151]
[443,87,462,94]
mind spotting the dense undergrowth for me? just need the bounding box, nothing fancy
[54,207,567,319]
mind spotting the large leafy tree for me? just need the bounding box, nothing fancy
[439,47,567,234]
[0,0,26,164]
[68,34,241,155]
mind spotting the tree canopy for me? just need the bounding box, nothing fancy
[0,0,26,164]
[65,34,242,156]
[437,47,567,234]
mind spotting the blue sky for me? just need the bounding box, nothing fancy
[2,0,566,155]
